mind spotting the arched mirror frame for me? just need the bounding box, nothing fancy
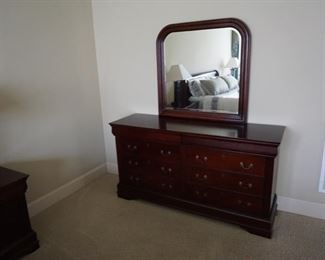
[156,18,251,124]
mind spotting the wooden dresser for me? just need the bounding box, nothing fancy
[0,167,39,259]
[110,113,285,238]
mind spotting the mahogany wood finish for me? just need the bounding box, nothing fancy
[156,18,251,123]
[0,167,39,259]
[110,114,285,238]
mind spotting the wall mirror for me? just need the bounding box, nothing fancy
[156,18,251,123]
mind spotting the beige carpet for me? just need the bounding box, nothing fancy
[25,174,325,260]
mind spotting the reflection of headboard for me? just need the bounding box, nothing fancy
[173,70,219,108]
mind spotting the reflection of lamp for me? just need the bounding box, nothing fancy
[225,57,240,79]
[167,64,192,82]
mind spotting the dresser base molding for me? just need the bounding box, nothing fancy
[117,183,276,238]
[0,229,39,260]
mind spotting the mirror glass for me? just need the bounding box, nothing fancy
[165,28,241,114]
[157,18,251,123]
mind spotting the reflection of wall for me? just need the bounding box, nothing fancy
[0,2,106,203]
[93,2,325,218]
[164,29,232,105]
[165,29,232,75]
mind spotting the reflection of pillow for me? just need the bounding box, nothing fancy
[200,77,229,95]
[188,80,204,97]
[221,75,239,90]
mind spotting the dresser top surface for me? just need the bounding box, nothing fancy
[0,167,28,189]
[110,114,285,145]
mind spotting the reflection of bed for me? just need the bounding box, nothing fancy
[173,70,239,113]
[189,89,239,113]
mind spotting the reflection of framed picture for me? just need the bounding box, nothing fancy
[231,30,240,79]
[319,144,325,193]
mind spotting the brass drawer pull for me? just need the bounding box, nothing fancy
[195,173,208,180]
[240,162,254,170]
[128,160,139,166]
[195,155,208,162]
[161,149,172,156]
[168,168,172,173]
[238,181,253,189]
[127,144,138,151]
[160,166,165,171]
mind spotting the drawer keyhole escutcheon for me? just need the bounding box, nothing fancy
[240,162,254,170]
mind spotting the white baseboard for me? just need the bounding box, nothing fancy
[28,163,107,217]
[106,162,118,174]
[278,195,325,220]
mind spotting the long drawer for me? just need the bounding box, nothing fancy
[182,145,266,176]
[186,184,264,216]
[186,167,264,196]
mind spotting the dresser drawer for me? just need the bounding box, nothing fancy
[123,171,153,189]
[183,145,266,176]
[186,184,263,216]
[219,190,264,216]
[121,156,151,173]
[118,138,149,156]
[154,177,178,196]
[152,161,179,179]
[150,143,180,162]
[187,167,264,196]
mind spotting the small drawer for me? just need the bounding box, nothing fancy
[186,184,221,206]
[121,157,150,173]
[124,172,148,187]
[150,143,180,161]
[187,168,215,186]
[154,177,178,195]
[118,138,149,155]
[154,162,179,179]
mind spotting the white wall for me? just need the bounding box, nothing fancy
[165,29,232,75]
[92,1,325,205]
[0,1,106,201]
[165,28,232,104]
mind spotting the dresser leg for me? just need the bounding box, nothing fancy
[243,226,272,238]
[117,183,138,200]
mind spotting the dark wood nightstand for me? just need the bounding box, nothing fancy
[0,167,39,259]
